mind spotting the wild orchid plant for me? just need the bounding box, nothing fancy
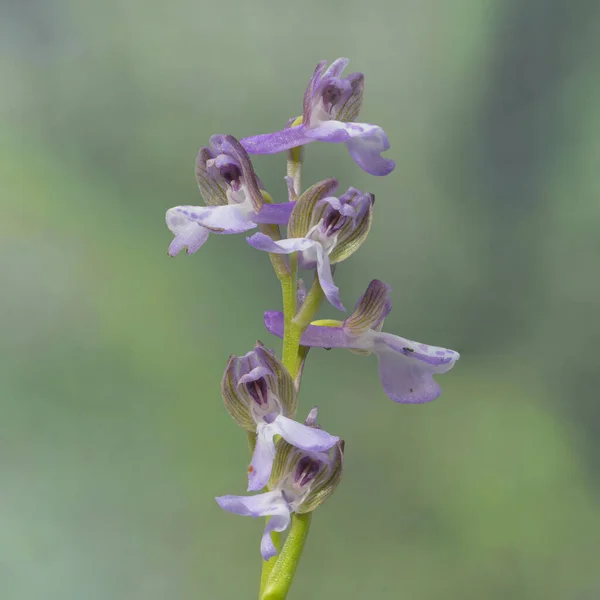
[166,58,459,599]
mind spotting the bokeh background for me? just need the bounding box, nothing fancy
[2,0,600,598]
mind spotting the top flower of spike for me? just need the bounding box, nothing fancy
[240,58,395,177]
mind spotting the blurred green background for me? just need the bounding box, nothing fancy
[2,0,600,598]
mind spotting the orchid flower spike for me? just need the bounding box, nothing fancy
[264,280,460,403]
[240,58,395,176]
[166,135,294,256]
[247,178,374,311]
[222,342,339,491]
[216,414,344,560]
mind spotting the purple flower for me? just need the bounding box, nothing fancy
[216,418,344,560]
[264,280,460,403]
[247,179,374,311]
[166,135,294,256]
[240,58,395,176]
[222,342,339,491]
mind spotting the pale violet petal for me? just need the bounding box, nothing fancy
[241,126,313,155]
[315,244,345,311]
[248,422,278,491]
[166,208,210,256]
[305,121,395,176]
[215,490,283,518]
[260,501,292,560]
[372,332,459,404]
[175,204,257,234]
[247,233,317,255]
[271,414,339,453]
[252,202,295,225]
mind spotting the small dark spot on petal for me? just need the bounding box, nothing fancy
[409,388,414,393]
[403,347,414,353]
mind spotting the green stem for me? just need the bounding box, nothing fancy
[258,126,323,600]
[260,513,312,600]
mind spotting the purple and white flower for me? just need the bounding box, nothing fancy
[166,134,294,256]
[264,280,460,403]
[222,342,339,491]
[240,58,395,176]
[247,179,374,311]
[216,416,344,560]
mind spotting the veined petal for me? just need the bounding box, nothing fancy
[210,134,264,212]
[166,208,210,256]
[248,422,278,491]
[272,415,339,453]
[344,279,392,336]
[246,233,317,255]
[372,332,460,404]
[288,178,339,239]
[195,147,228,207]
[315,244,345,311]
[173,205,256,234]
[252,202,295,225]
[306,121,395,176]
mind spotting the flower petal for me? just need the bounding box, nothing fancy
[306,121,395,176]
[248,422,278,491]
[166,208,210,256]
[215,490,283,518]
[210,134,264,212]
[373,332,459,404]
[288,178,339,239]
[252,202,295,225]
[260,502,292,560]
[172,205,256,234]
[344,279,392,336]
[272,414,339,453]
[246,233,317,255]
[195,147,228,207]
[241,126,313,155]
[315,244,345,311]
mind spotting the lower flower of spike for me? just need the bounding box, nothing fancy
[216,416,344,561]
[264,280,460,403]
[222,342,339,491]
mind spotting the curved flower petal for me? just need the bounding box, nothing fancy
[215,490,283,518]
[172,204,256,234]
[272,415,339,453]
[260,502,292,560]
[306,121,395,176]
[252,202,295,225]
[166,209,210,256]
[373,332,460,404]
[248,422,278,491]
[314,244,345,311]
[246,232,317,254]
